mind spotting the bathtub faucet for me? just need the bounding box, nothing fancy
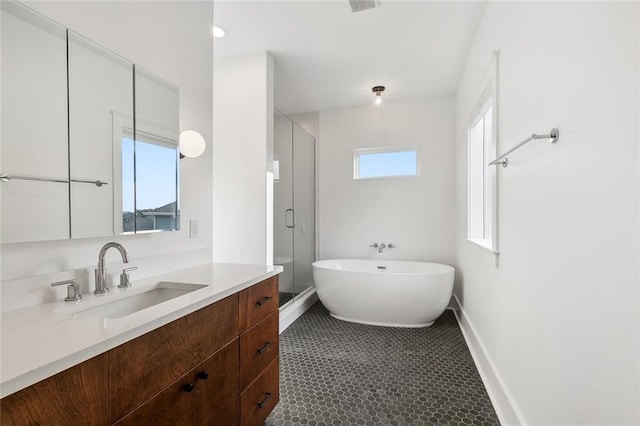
[370,242,396,253]
[370,243,385,253]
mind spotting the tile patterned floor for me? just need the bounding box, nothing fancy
[266,302,500,426]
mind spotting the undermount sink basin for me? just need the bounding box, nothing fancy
[55,282,207,319]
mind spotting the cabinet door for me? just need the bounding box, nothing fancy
[0,354,108,425]
[197,340,240,426]
[115,340,239,426]
[67,30,133,239]
[0,1,69,243]
[108,294,238,423]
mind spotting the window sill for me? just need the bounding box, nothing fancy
[466,238,496,253]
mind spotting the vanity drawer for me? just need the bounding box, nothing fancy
[240,357,279,426]
[240,310,279,389]
[239,275,278,332]
[108,294,239,423]
[115,340,239,426]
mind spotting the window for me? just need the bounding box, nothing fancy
[467,52,498,251]
[354,147,418,180]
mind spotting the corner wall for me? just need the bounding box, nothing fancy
[212,52,274,264]
[318,97,456,264]
[455,2,639,424]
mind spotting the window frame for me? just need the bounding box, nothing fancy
[353,146,420,180]
[467,52,500,255]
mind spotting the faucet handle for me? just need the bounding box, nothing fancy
[369,243,379,248]
[118,266,138,289]
[388,243,397,249]
[51,279,82,302]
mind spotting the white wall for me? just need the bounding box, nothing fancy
[455,2,639,425]
[1,2,213,281]
[289,113,319,140]
[212,52,274,265]
[318,97,456,264]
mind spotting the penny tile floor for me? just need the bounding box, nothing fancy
[265,302,500,426]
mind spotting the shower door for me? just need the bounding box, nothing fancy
[273,111,294,307]
[273,112,316,308]
[292,124,315,296]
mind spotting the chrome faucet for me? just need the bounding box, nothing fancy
[95,242,129,294]
[370,242,397,253]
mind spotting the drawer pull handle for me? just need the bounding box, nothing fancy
[257,392,273,409]
[256,296,273,306]
[182,383,195,392]
[197,371,209,380]
[256,341,272,355]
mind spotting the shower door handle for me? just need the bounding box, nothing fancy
[285,208,295,228]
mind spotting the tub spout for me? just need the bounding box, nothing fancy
[378,243,386,253]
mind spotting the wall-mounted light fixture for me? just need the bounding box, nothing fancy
[213,26,226,38]
[372,85,385,107]
[179,130,206,159]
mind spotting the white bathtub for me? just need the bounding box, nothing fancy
[312,259,454,327]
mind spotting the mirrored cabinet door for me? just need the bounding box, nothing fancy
[0,2,69,243]
[68,30,134,239]
[1,1,181,243]
[132,66,179,233]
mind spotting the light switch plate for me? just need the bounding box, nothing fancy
[189,219,199,239]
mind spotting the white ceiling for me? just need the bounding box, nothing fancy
[214,0,487,114]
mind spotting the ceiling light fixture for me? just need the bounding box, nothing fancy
[350,0,381,13]
[372,86,385,107]
[212,26,226,38]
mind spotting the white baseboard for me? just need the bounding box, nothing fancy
[279,287,319,334]
[450,295,526,426]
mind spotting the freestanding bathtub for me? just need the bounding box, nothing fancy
[312,259,454,327]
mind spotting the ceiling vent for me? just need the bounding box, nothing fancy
[349,0,380,13]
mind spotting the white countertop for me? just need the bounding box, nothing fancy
[0,262,283,399]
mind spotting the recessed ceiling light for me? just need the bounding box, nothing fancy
[212,26,226,38]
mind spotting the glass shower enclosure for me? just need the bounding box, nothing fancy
[273,111,315,308]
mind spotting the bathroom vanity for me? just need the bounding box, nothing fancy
[0,264,281,425]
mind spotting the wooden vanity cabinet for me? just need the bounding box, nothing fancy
[241,357,280,426]
[240,310,279,390]
[239,276,278,331]
[108,294,239,423]
[0,353,108,426]
[0,276,280,425]
[115,340,239,426]
[238,276,280,426]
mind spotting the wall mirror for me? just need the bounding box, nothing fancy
[0,1,69,243]
[0,1,180,243]
[129,66,180,234]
